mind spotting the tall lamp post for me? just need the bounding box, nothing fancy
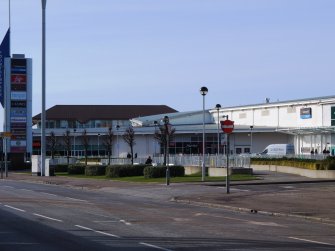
[97,133,100,157]
[73,129,76,157]
[215,104,221,154]
[41,0,47,176]
[163,116,170,185]
[154,121,158,156]
[200,86,208,182]
[250,126,253,154]
[116,125,120,157]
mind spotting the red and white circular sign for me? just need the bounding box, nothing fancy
[220,120,234,134]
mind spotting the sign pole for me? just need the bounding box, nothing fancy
[226,134,230,194]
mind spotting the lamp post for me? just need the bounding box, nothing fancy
[215,104,221,154]
[154,121,158,156]
[250,126,253,154]
[200,86,208,182]
[41,0,47,176]
[97,133,100,157]
[116,125,120,157]
[73,129,76,157]
[163,116,170,185]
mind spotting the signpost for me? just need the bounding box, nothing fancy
[220,119,234,194]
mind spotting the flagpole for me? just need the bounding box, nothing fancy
[8,0,11,54]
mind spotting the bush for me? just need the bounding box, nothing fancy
[52,164,68,173]
[106,164,147,178]
[251,157,335,170]
[68,164,86,175]
[85,165,107,176]
[144,165,185,178]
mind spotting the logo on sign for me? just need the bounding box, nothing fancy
[11,74,26,84]
[11,108,27,117]
[11,91,27,100]
[11,100,26,107]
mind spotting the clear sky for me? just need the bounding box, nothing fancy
[1,0,334,116]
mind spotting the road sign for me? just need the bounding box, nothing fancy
[220,120,234,134]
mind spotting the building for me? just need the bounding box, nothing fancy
[32,95,335,159]
[131,95,335,156]
[32,105,177,157]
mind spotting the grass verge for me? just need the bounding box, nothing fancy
[55,172,257,183]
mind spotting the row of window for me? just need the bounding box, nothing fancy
[37,120,130,129]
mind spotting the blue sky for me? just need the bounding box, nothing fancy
[1,0,335,115]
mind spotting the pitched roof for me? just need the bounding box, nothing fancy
[33,105,178,123]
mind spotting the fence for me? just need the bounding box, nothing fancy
[101,154,250,168]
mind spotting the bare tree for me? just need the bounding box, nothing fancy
[47,131,57,159]
[63,130,72,165]
[82,129,89,165]
[103,127,113,165]
[154,125,176,166]
[122,126,136,165]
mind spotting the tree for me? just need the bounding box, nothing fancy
[154,124,176,166]
[122,126,136,165]
[63,130,72,165]
[103,127,113,165]
[47,131,57,159]
[82,129,90,165]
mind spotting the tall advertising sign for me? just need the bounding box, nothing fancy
[0,29,10,107]
[4,55,32,158]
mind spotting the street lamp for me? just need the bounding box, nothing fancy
[97,133,100,157]
[250,126,254,154]
[200,86,208,182]
[154,121,158,156]
[116,125,120,157]
[215,104,221,155]
[163,116,170,185]
[73,129,76,157]
[41,0,47,176]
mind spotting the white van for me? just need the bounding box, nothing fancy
[259,144,295,156]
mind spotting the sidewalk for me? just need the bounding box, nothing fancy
[4,170,335,223]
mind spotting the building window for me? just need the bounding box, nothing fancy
[331,107,335,126]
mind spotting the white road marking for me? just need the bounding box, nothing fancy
[4,205,26,212]
[139,242,173,251]
[75,225,120,239]
[65,197,88,202]
[19,189,33,192]
[120,219,132,225]
[282,186,295,189]
[33,213,63,222]
[2,186,14,189]
[40,192,58,197]
[195,212,285,227]
[289,237,334,246]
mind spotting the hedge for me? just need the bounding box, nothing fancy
[52,164,68,173]
[144,165,185,178]
[85,165,107,176]
[251,156,335,170]
[68,164,86,175]
[106,164,148,178]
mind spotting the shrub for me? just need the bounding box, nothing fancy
[85,165,107,176]
[106,164,147,178]
[144,165,185,178]
[68,164,86,175]
[251,157,335,170]
[52,164,68,173]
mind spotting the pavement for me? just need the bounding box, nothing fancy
[3,170,335,224]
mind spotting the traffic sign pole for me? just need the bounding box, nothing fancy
[220,119,234,194]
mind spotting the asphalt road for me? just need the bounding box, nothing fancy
[0,177,335,250]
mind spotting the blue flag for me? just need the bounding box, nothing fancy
[0,29,10,107]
